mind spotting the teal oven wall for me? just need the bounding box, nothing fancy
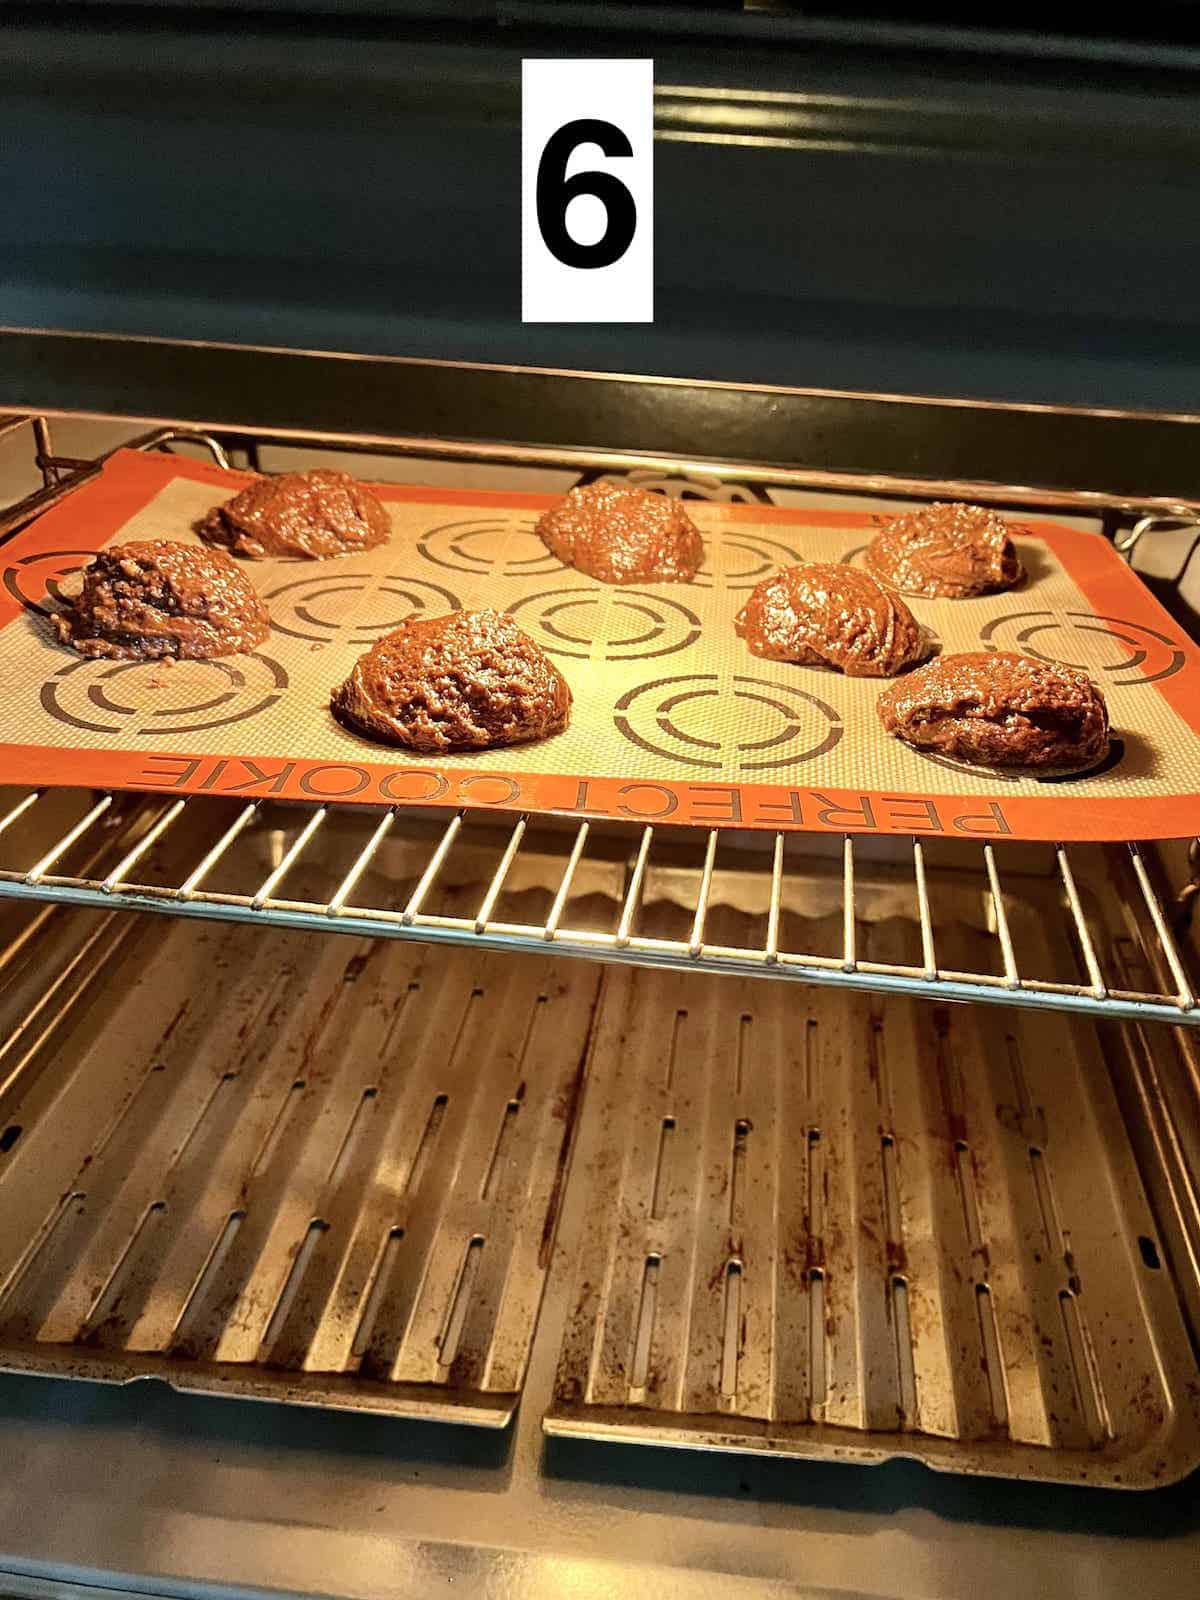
[3,7,1200,411]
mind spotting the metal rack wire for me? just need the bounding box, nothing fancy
[0,784,1195,1026]
[0,413,1196,1027]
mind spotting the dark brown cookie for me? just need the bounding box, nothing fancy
[877,651,1109,770]
[865,502,1024,598]
[735,562,932,677]
[53,540,270,660]
[331,609,572,752]
[535,482,703,584]
[198,469,391,560]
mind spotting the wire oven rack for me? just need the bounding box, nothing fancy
[0,416,1196,1030]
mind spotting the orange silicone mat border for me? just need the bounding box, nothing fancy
[2,448,1199,842]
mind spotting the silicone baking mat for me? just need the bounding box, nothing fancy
[2,448,1199,841]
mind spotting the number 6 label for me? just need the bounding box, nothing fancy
[522,60,653,323]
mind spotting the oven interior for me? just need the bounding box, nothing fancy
[0,393,1195,1600]
[0,403,1197,1513]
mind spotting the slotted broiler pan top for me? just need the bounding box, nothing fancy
[0,865,602,1425]
[0,819,1196,1485]
[545,881,1200,1488]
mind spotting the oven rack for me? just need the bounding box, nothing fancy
[0,785,1195,1027]
[0,413,1196,1029]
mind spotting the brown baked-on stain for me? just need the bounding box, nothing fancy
[197,468,391,560]
[535,481,703,585]
[865,502,1025,598]
[331,608,572,752]
[735,562,933,677]
[877,651,1109,770]
[53,540,271,660]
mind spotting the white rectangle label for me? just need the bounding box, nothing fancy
[521,59,653,323]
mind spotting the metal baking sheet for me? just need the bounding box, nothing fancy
[2,447,1200,841]
[544,887,1200,1486]
[0,867,602,1423]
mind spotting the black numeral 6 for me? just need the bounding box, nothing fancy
[535,118,638,270]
